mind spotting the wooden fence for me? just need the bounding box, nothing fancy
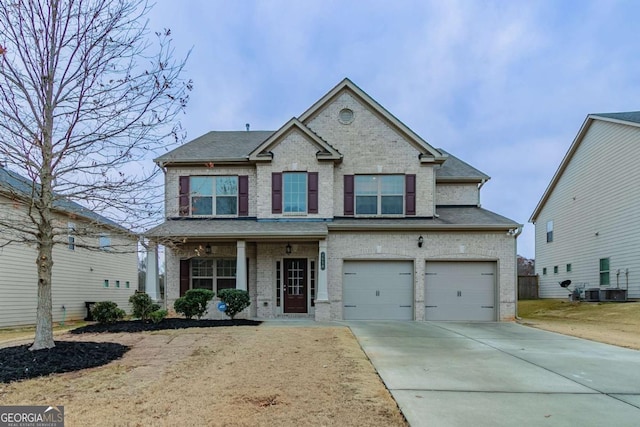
[518,275,539,300]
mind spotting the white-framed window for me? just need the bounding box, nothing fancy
[546,220,553,242]
[283,172,307,213]
[68,222,76,250]
[191,176,238,216]
[99,234,111,251]
[355,175,404,215]
[190,258,237,292]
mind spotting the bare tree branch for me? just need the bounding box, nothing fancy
[0,0,191,349]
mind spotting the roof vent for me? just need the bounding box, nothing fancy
[246,123,250,131]
[339,108,354,124]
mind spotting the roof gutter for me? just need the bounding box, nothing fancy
[156,157,251,168]
[327,223,520,232]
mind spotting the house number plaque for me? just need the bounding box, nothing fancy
[321,252,326,270]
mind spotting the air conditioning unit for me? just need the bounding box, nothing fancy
[584,288,600,302]
[600,289,628,302]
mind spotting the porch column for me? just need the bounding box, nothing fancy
[315,239,330,321]
[145,242,160,301]
[236,240,247,291]
[317,239,328,301]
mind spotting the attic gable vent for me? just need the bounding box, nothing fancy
[339,108,354,124]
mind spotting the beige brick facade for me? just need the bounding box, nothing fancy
[154,79,519,322]
[436,183,479,206]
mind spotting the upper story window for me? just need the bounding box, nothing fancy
[99,234,111,251]
[68,222,76,250]
[283,172,307,213]
[355,175,404,215]
[191,176,238,216]
[546,220,553,242]
[272,172,318,215]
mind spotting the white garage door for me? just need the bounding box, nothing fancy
[343,261,414,320]
[425,261,496,321]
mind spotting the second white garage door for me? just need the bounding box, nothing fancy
[343,261,414,320]
[425,261,496,321]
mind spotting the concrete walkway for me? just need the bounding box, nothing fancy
[347,321,640,427]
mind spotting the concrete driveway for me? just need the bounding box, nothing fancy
[347,321,640,427]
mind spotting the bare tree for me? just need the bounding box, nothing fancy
[0,0,190,349]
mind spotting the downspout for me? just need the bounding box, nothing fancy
[477,179,487,207]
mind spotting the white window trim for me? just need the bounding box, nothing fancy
[68,222,76,251]
[354,174,405,217]
[99,234,111,251]
[283,172,308,215]
[190,258,237,292]
[190,176,239,217]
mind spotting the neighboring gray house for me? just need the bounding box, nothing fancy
[530,112,640,299]
[0,166,138,327]
[146,78,521,322]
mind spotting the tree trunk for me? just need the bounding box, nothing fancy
[30,235,55,350]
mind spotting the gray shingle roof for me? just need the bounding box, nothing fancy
[592,111,640,124]
[435,206,518,226]
[145,219,329,239]
[0,166,125,230]
[156,132,488,183]
[155,131,274,164]
[145,207,519,239]
[436,149,489,181]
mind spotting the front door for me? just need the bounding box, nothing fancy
[284,258,307,313]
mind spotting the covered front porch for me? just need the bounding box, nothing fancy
[145,220,331,320]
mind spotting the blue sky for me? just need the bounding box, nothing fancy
[147,0,640,258]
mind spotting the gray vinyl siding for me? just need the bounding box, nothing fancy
[0,201,138,328]
[535,120,640,298]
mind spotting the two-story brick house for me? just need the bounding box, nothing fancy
[146,78,521,321]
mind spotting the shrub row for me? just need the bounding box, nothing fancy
[91,288,251,324]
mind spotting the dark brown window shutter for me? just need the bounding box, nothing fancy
[178,176,190,216]
[308,172,318,214]
[272,172,282,214]
[179,259,190,296]
[238,175,249,216]
[405,174,416,216]
[344,175,354,216]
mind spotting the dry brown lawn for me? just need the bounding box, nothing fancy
[518,299,640,350]
[0,325,407,426]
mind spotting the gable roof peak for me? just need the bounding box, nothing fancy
[299,78,446,163]
[590,111,640,125]
[248,117,342,162]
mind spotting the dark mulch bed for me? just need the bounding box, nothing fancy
[1,319,261,383]
[0,341,129,383]
[70,318,262,334]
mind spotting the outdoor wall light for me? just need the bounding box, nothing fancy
[286,243,292,254]
[418,235,424,248]
[205,243,212,255]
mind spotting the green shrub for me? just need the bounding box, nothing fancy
[217,289,250,320]
[174,288,215,319]
[129,291,160,322]
[173,297,198,319]
[150,309,168,324]
[92,301,126,324]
